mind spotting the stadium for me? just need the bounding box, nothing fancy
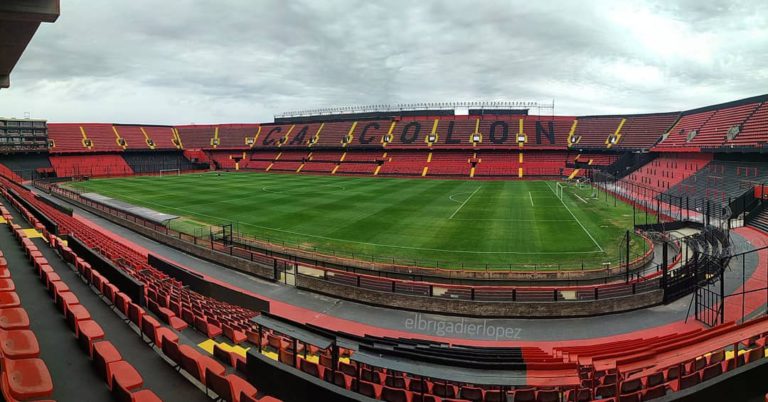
[1,1,768,401]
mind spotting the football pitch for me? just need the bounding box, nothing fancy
[68,172,647,270]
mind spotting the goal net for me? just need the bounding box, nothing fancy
[159,168,180,177]
[555,182,565,200]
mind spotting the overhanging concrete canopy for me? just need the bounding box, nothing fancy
[0,0,60,89]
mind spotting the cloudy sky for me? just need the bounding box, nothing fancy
[1,0,766,124]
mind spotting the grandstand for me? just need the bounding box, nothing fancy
[2,93,768,401]
[3,1,768,399]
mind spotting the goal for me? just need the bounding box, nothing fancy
[159,168,180,177]
[555,182,565,200]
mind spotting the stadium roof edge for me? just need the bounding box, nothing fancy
[0,0,60,89]
[681,93,768,116]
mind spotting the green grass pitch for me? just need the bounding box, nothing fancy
[68,172,648,270]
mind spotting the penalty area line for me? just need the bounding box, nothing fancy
[546,182,604,253]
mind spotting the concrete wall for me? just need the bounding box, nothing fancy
[297,274,664,318]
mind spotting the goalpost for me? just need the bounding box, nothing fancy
[555,182,565,200]
[159,168,180,177]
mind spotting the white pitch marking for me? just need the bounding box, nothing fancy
[448,186,481,220]
[529,191,534,207]
[574,193,588,204]
[546,182,604,253]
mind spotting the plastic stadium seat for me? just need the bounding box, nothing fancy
[223,325,246,344]
[179,344,226,383]
[155,327,179,349]
[127,303,144,328]
[114,292,131,316]
[510,389,536,402]
[595,384,617,398]
[618,392,640,402]
[355,380,381,399]
[299,359,323,378]
[114,377,162,402]
[460,386,484,401]
[679,372,701,390]
[55,290,80,315]
[433,383,458,399]
[701,363,723,381]
[107,359,144,391]
[65,303,92,335]
[194,316,223,338]
[0,329,40,359]
[161,338,182,369]
[36,264,53,279]
[536,389,559,402]
[140,315,161,345]
[619,378,642,394]
[483,390,504,402]
[213,343,242,368]
[746,347,764,364]
[204,368,258,402]
[0,307,30,330]
[93,341,123,383]
[0,292,21,308]
[408,378,430,394]
[325,371,352,390]
[381,386,410,402]
[0,279,16,292]
[77,319,106,357]
[1,358,54,401]
[642,385,666,400]
[645,372,664,388]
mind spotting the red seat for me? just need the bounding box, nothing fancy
[167,316,188,331]
[0,308,30,330]
[114,292,131,316]
[155,327,178,349]
[127,303,144,328]
[93,341,123,383]
[56,291,80,315]
[114,375,163,402]
[0,292,21,308]
[0,279,16,292]
[205,368,258,402]
[50,281,70,298]
[140,315,161,345]
[223,326,247,344]
[108,360,143,391]
[179,344,226,383]
[36,264,53,279]
[161,338,183,369]
[65,304,91,335]
[1,358,54,401]
[103,283,119,304]
[43,272,61,291]
[77,319,106,357]
[0,329,40,359]
[299,359,323,378]
[381,386,410,402]
[194,316,223,338]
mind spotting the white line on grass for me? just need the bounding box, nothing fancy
[574,194,588,204]
[529,192,534,206]
[448,186,481,220]
[82,183,604,256]
[546,182,604,253]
